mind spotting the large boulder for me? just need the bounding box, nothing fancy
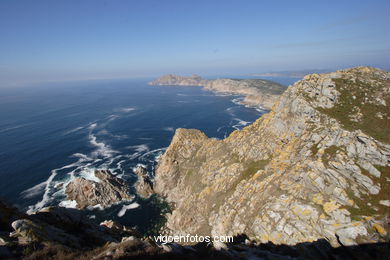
[133,164,154,199]
[65,170,134,209]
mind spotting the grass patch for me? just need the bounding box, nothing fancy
[321,145,339,165]
[317,78,390,143]
[241,159,270,180]
[344,165,390,220]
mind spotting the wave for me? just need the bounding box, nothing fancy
[27,160,83,214]
[79,168,101,183]
[58,200,78,208]
[0,123,32,134]
[139,147,167,161]
[232,118,251,130]
[127,144,150,153]
[117,202,140,217]
[226,107,236,116]
[89,133,118,158]
[21,181,46,199]
[118,107,136,113]
[63,126,85,135]
[163,127,175,132]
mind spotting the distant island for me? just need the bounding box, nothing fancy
[149,74,287,110]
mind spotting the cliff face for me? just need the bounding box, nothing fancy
[154,67,390,247]
[149,74,287,109]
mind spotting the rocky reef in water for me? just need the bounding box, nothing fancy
[154,67,390,248]
[149,74,287,110]
[65,169,134,209]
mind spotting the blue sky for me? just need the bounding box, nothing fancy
[0,0,389,86]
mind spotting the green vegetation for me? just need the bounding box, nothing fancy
[310,143,320,156]
[143,195,171,236]
[321,145,339,165]
[241,159,270,180]
[317,78,390,143]
[345,165,390,220]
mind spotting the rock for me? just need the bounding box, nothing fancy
[65,170,134,209]
[150,75,287,110]
[133,164,154,198]
[10,218,80,246]
[101,219,124,230]
[0,236,7,246]
[379,200,390,207]
[154,67,390,247]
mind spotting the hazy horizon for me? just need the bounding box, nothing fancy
[1,0,389,86]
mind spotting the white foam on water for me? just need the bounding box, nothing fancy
[128,144,150,153]
[88,204,104,211]
[117,202,140,217]
[59,200,78,208]
[79,168,101,183]
[0,123,31,134]
[89,133,118,158]
[20,181,46,199]
[217,126,226,133]
[138,147,167,161]
[232,118,251,130]
[163,127,175,132]
[107,114,120,121]
[72,153,92,161]
[226,107,236,116]
[132,163,147,173]
[231,97,244,105]
[119,107,136,113]
[89,122,98,129]
[63,126,85,135]
[27,161,81,214]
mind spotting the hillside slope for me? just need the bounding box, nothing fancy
[154,67,390,247]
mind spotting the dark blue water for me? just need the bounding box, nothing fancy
[0,77,294,232]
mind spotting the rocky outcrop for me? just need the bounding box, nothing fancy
[3,200,387,259]
[133,164,154,199]
[8,206,137,249]
[154,67,390,247]
[149,74,287,109]
[65,170,133,209]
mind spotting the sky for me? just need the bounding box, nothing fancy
[0,0,389,86]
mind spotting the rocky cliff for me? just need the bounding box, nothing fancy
[154,67,390,247]
[149,74,287,109]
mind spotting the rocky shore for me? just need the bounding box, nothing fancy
[149,74,287,110]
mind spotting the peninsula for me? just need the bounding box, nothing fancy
[149,74,287,110]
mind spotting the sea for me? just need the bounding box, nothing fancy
[0,76,298,233]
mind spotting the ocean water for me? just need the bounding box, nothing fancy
[0,77,295,232]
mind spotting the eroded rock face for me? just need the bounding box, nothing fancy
[133,165,154,199]
[65,170,133,209]
[154,67,390,247]
[150,75,287,110]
